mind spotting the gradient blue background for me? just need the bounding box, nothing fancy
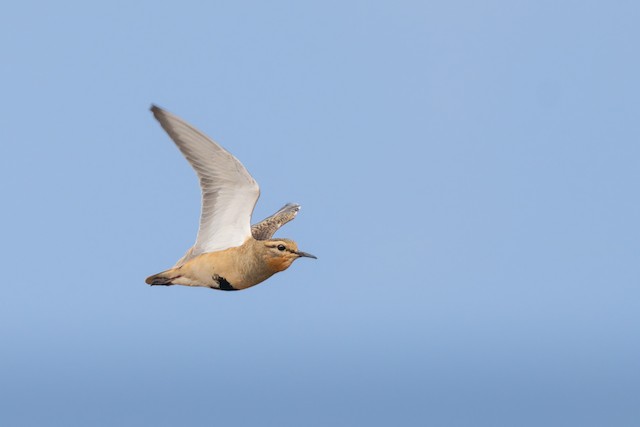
[1,1,639,425]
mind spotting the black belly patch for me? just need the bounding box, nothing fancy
[212,274,237,291]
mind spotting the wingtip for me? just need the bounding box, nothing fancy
[276,203,301,216]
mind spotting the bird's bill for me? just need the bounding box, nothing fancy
[296,250,317,259]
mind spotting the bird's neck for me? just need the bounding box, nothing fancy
[248,239,293,274]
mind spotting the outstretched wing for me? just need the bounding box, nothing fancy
[251,203,300,240]
[151,105,260,262]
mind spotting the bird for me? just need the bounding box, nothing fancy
[145,105,316,291]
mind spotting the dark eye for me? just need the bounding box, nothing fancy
[277,244,286,251]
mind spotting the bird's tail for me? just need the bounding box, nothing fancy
[145,269,179,286]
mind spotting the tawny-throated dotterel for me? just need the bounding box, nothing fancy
[145,106,316,291]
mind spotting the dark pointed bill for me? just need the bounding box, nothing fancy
[296,250,317,259]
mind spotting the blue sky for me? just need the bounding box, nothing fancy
[1,1,639,426]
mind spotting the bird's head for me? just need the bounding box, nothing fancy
[262,238,317,272]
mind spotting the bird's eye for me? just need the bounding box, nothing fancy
[277,244,286,251]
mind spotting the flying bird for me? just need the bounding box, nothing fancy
[145,106,316,291]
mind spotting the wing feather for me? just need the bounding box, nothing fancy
[151,106,260,263]
[251,203,300,240]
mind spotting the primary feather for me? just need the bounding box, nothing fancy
[150,106,260,263]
